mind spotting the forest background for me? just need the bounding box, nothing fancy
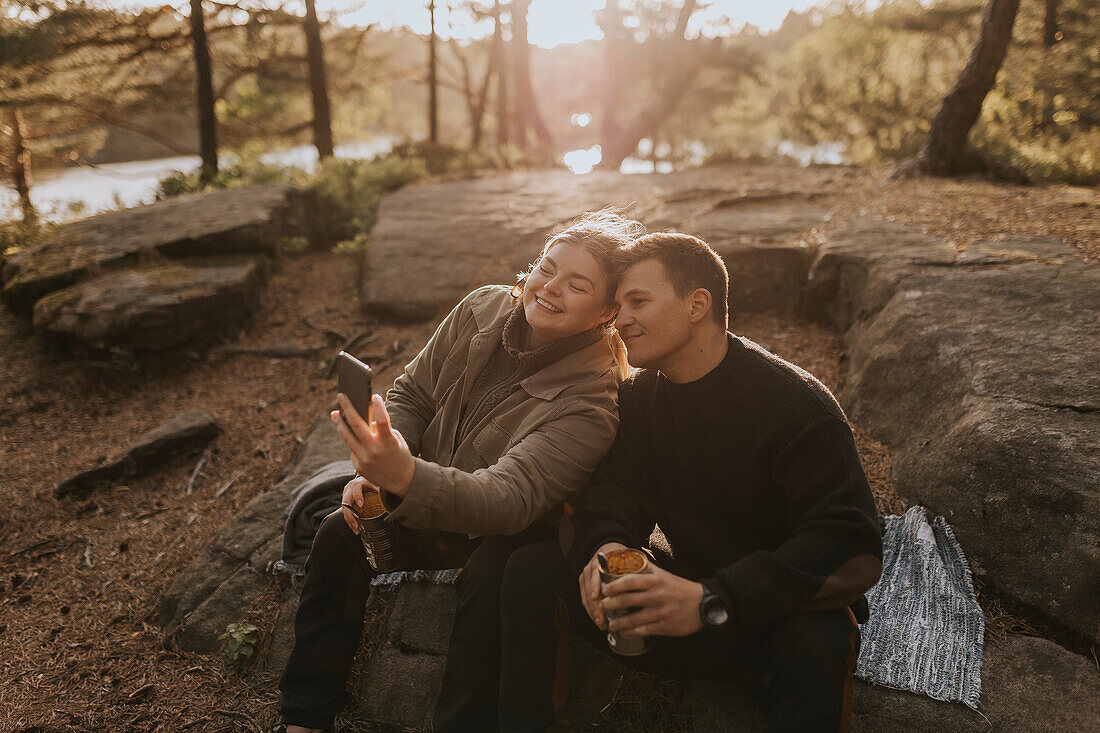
[1,0,1097,243]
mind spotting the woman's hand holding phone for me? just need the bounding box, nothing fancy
[331,393,416,498]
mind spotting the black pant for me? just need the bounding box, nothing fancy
[442,540,860,733]
[279,512,555,731]
[278,513,474,729]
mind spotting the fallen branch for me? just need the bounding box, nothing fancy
[185,447,212,496]
[211,470,245,500]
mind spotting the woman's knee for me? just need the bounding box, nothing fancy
[305,511,361,573]
[499,541,563,612]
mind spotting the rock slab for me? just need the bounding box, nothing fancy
[32,257,266,350]
[1,183,310,350]
[361,172,830,321]
[807,226,1100,643]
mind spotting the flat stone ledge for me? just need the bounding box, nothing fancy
[32,257,267,351]
[1,183,309,316]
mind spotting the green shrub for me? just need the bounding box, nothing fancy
[219,622,259,662]
[155,147,439,249]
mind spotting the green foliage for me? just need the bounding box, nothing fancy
[154,146,444,249]
[702,0,1100,182]
[218,622,259,662]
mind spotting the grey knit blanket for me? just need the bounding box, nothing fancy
[856,506,985,709]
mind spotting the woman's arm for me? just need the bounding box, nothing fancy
[382,399,619,536]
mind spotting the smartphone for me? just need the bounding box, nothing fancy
[335,351,374,427]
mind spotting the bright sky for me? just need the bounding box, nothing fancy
[124,1,825,49]
[335,1,825,47]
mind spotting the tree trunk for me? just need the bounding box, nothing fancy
[510,0,551,153]
[428,0,439,144]
[598,0,698,170]
[1043,0,1058,47]
[303,0,334,159]
[901,0,1022,178]
[493,1,510,147]
[188,0,218,185]
[1038,0,1058,131]
[7,108,36,229]
[600,0,625,147]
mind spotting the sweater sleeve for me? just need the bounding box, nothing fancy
[705,416,883,639]
[384,398,620,536]
[559,391,657,575]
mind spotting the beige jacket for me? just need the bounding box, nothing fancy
[382,285,621,536]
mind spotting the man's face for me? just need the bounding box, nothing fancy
[614,259,694,370]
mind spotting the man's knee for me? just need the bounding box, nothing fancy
[760,609,856,688]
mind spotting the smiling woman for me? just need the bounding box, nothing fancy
[275,208,643,733]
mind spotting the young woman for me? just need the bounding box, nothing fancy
[275,211,640,733]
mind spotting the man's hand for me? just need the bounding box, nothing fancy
[578,542,627,629]
[601,562,706,638]
[337,475,380,534]
[331,393,416,497]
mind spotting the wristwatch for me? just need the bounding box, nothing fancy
[699,585,729,628]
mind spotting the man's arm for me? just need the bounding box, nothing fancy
[559,406,656,575]
[704,416,882,639]
[602,416,881,640]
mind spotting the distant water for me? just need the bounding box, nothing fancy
[0,138,395,224]
[563,139,846,175]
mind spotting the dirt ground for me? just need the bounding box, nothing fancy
[0,165,1091,732]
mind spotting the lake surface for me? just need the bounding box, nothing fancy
[2,136,845,224]
[0,138,395,224]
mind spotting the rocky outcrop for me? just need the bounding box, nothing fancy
[805,226,1100,644]
[161,169,1098,728]
[158,417,345,651]
[33,258,266,350]
[360,174,830,321]
[57,410,221,498]
[1,184,311,350]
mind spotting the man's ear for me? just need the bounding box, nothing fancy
[599,303,619,326]
[687,288,712,324]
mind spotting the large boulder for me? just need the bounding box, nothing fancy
[32,257,266,350]
[1,184,312,352]
[1,184,308,315]
[807,226,1100,643]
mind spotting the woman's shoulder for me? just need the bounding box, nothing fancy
[458,284,515,331]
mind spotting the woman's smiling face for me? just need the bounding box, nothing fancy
[522,241,618,346]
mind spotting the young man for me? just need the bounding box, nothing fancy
[473,233,883,732]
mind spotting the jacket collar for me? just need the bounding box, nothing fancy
[469,286,615,401]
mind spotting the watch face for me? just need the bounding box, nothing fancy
[705,603,729,627]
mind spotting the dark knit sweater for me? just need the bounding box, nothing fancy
[562,333,882,640]
[457,305,603,443]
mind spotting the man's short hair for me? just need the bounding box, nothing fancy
[622,232,729,327]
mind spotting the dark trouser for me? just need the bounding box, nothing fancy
[433,523,558,732]
[443,540,860,733]
[278,513,474,730]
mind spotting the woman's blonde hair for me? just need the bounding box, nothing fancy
[513,208,643,380]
